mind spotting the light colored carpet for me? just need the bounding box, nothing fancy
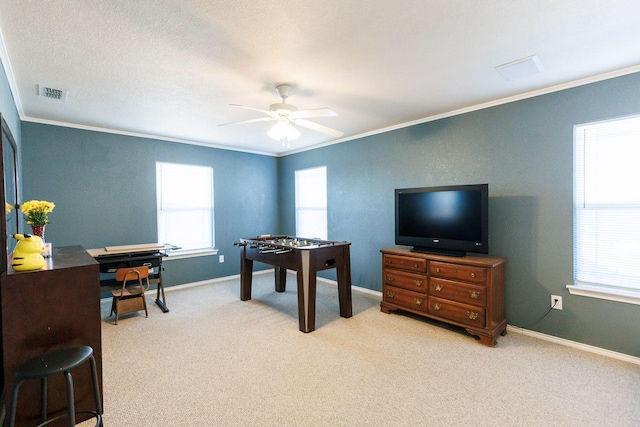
[91,272,640,426]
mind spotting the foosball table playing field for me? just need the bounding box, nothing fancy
[235,235,353,332]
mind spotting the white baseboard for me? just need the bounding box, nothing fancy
[506,325,640,366]
[313,277,640,365]
[103,271,640,365]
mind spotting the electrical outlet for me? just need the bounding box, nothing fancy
[219,255,224,263]
[551,295,563,310]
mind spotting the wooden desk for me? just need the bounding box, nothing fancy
[87,243,176,313]
[0,246,102,425]
[237,236,352,333]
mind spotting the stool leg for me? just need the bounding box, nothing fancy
[63,371,75,427]
[89,354,103,417]
[8,379,24,427]
[41,376,48,424]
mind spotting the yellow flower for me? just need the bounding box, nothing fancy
[5,202,13,214]
[20,200,55,226]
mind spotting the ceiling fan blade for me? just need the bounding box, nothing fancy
[295,119,344,138]
[229,104,278,117]
[218,117,276,127]
[293,108,337,119]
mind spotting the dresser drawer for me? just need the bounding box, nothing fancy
[429,297,486,328]
[430,261,487,284]
[383,254,427,273]
[381,248,506,347]
[384,268,427,293]
[430,277,486,306]
[383,285,428,313]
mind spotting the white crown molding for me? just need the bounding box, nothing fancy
[21,116,279,157]
[283,64,640,156]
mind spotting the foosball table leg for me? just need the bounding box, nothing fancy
[275,267,287,292]
[240,256,253,301]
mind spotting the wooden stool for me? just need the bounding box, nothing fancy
[7,345,102,427]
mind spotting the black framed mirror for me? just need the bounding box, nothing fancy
[1,114,19,274]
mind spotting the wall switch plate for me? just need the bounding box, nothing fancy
[551,295,563,310]
[219,255,224,263]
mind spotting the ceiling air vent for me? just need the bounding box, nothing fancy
[495,55,544,81]
[38,84,68,100]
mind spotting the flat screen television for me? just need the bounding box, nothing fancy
[395,184,489,256]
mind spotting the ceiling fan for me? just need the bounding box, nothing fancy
[219,84,343,146]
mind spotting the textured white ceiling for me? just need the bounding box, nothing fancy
[1,1,640,155]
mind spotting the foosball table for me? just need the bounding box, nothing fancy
[236,235,353,332]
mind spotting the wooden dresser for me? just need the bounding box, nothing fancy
[380,247,506,346]
[0,245,102,425]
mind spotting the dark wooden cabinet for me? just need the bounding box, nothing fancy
[380,247,506,347]
[1,245,102,425]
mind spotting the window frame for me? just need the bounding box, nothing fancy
[156,161,216,255]
[567,114,640,305]
[294,166,328,240]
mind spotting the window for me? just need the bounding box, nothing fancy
[295,166,327,240]
[569,114,640,304]
[156,162,214,251]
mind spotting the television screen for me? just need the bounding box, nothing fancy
[395,184,488,256]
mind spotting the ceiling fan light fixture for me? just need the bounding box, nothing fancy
[221,83,342,146]
[268,118,300,143]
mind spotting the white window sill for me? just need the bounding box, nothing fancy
[163,248,218,261]
[566,283,640,305]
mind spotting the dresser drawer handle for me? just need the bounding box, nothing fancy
[435,267,440,273]
[414,298,423,306]
[469,290,480,299]
[414,263,419,268]
[433,303,441,311]
[470,272,476,278]
[386,291,395,298]
[434,284,443,292]
[386,274,394,282]
[414,279,423,287]
[466,311,479,320]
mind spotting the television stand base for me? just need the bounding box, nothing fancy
[380,247,507,347]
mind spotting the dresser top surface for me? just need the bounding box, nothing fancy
[5,245,97,276]
[381,246,506,267]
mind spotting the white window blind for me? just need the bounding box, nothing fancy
[156,162,214,251]
[295,166,327,240]
[574,115,640,292]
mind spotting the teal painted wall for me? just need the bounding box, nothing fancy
[21,123,279,285]
[279,72,640,357]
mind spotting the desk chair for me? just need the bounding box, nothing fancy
[111,266,149,324]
